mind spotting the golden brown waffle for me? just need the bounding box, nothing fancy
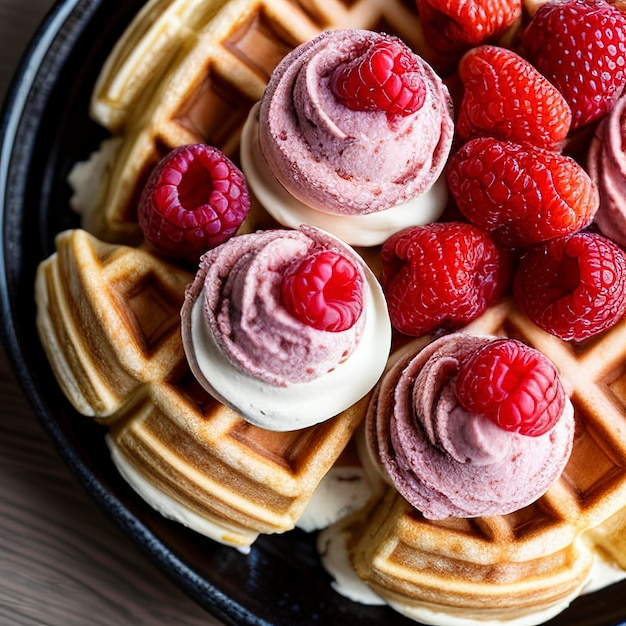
[74,0,450,245]
[338,297,626,623]
[35,229,366,549]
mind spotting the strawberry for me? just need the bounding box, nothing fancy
[446,137,599,248]
[380,222,510,336]
[514,231,626,342]
[522,0,626,129]
[457,45,572,150]
[416,0,522,56]
[456,339,566,437]
[281,250,364,332]
[138,143,250,264]
[330,36,426,117]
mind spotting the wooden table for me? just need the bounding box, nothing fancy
[0,2,223,624]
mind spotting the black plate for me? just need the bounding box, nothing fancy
[1,1,626,625]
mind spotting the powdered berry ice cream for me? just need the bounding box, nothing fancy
[588,95,626,248]
[241,29,454,246]
[181,225,392,430]
[366,333,574,519]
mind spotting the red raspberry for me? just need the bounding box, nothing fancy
[381,222,510,336]
[457,45,572,150]
[138,143,250,264]
[446,137,599,248]
[281,250,364,332]
[514,231,626,342]
[522,0,626,129]
[330,37,426,117]
[456,339,566,437]
[416,0,521,56]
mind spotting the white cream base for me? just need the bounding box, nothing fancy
[240,103,449,248]
[296,465,372,533]
[68,136,122,217]
[581,557,626,593]
[318,525,387,606]
[184,259,391,431]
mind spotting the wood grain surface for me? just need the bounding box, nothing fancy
[0,2,223,624]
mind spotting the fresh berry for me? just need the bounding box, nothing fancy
[446,137,599,248]
[381,222,510,336]
[456,339,566,437]
[281,250,364,332]
[457,45,572,150]
[514,231,626,342]
[416,0,522,56]
[522,0,626,129]
[330,37,426,117]
[137,143,250,264]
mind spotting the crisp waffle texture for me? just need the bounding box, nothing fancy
[35,229,366,549]
[35,229,193,418]
[339,298,626,622]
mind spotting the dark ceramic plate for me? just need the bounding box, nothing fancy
[1,2,626,625]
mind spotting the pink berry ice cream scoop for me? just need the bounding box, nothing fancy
[241,30,454,246]
[181,225,392,431]
[587,95,626,248]
[259,29,453,215]
[366,333,574,519]
[188,226,364,386]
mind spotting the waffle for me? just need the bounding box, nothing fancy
[328,297,626,623]
[35,229,366,550]
[72,0,472,245]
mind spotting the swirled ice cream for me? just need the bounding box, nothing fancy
[587,95,626,247]
[181,225,392,431]
[366,333,574,519]
[240,29,454,247]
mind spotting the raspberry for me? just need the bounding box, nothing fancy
[416,0,522,56]
[381,222,510,336]
[446,137,599,248]
[522,0,626,129]
[137,143,250,264]
[281,250,364,332]
[457,45,572,150]
[456,339,566,437]
[330,37,426,117]
[514,232,626,342]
